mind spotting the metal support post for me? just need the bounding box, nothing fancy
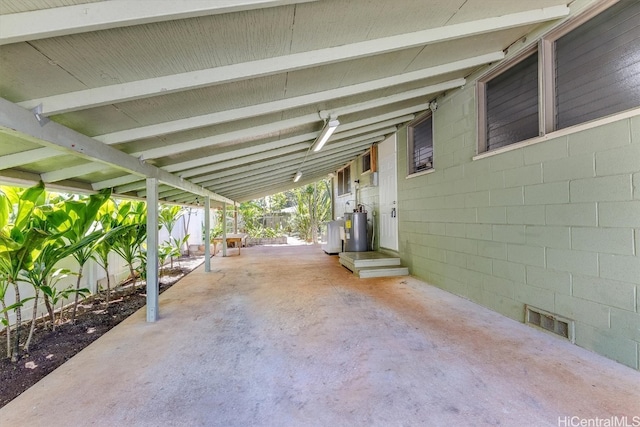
[222,202,228,257]
[146,178,159,322]
[204,196,211,272]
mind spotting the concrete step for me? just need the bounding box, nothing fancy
[339,251,401,269]
[357,265,410,278]
[339,251,409,278]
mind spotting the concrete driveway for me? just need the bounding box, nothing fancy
[1,244,638,426]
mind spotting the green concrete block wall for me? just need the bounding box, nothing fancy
[396,84,640,370]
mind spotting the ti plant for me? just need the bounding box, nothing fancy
[60,189,111,322]
[159,204,184,268]
[0,182,47,361]
[111,201,147,290]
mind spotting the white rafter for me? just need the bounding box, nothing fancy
[0,98,234,205]
[95,64,474,145]
[42,162,111,183]
[132,114,318,159]
[0,0,317,45]
[17,4,569,115]
[0,147,61,171]
[160,106,425,176]
[171,127,395,179]
[130,77,465,159]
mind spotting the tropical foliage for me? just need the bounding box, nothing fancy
[289,180,332,243]
[0,183,154,362]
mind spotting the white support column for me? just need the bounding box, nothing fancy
[146,178,159,322]
[204,197,211,272]
[222,203,228,257]
[234,202,238,233]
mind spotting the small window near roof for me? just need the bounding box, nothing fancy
[337,165,351,196]
[554,0,640,130]
[482,51,539,152]
[407,113,434,175]
[361,145,376,174]
[362,150,371,173]
[477,1,640,154]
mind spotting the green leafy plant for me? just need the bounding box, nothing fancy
[159,204,185,268]
[111,201,147,290]
[91,199,127,306]
[35,268,76,330]
[290,180,331,243]
[0,274,10,357]
[0,182,47,361]
[60,189,111,322]
[40,283,88,326]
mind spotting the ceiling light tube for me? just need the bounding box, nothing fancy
[312,118,340,152]
[293,171,302,183]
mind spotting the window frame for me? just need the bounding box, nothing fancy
[361,145,377,175]
[407,111,435,177]
[477,0,635,155]
[477,44,540,154]
[337,164,351,196]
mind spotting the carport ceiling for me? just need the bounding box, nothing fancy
[0,0,571,205]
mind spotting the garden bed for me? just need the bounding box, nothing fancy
[0,256,203,408]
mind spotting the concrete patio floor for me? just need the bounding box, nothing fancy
[1,244,639,426]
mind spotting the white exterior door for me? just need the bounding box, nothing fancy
[378,134,398,251]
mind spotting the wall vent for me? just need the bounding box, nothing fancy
[525,305,575,343]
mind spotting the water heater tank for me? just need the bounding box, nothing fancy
[343,212,368,252]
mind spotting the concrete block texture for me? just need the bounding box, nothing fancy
[525,181,569,205]
[570,174,633,202]
[575,323,639,369]
[599,254,640,285]
[555,294,610,330]
[507,244,545,267]
[504,163,542,188]
[571,227,635,255]
[543,153,595,183]
[397,87,640,369]
[492,224,525,244]
[490,187,524,206]
[596,144,640,176]
[546,203,597,227]
[568,119,630,156]
[525,225,571,249]
[609,308,640,341]
[598,201,640,228]
[507,205,545,225]
[523,136,568,165]
[572,274,636,312]
[526,265,571,294]
[546,248,598,276]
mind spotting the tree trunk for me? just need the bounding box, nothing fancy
[11,280,21,362]
[43,293,55,329]
[24,287,40,353]
[71,265,83,322]
[1,300,11,359]
[102,264,111,306]
[128,264,137,288]
[59,299,65,325]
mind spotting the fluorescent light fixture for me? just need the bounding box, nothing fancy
[312,118,340,152]
[293,171,302,183]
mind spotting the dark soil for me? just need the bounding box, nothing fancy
[0,257,202,408]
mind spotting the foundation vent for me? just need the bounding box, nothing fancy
[525,306,575,343]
